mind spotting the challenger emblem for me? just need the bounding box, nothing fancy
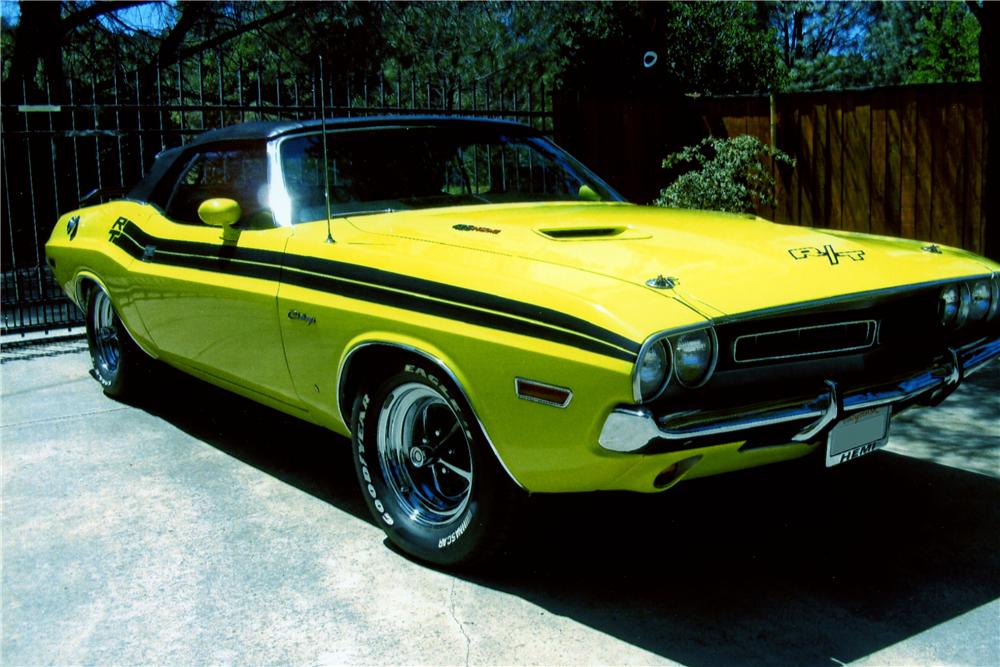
[66,215,80,240]
[287,309,316,325]
[922,244,943,254]
[453,224,501,235]
[788,245,865,265]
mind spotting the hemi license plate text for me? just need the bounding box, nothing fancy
[825,406,891,468]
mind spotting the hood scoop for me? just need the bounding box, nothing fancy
[537,225,647,241]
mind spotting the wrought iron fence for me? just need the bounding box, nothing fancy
[0,53,556,335]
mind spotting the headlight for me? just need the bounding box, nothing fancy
[634,339,670,402]
[955,282,972,328]
[672,328,716,388]
[969,279,992,322]
[939,284,959,326]
[989,276,1000,322]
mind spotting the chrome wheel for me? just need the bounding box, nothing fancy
[376,383,474,527]
[91,290,120,378]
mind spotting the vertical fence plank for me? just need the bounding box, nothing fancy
[844,94,871,234]
[870,89,887,237]
[945,89,966,249]
[914,89,933,242]
[900,88,917,239]
[963,87,984,253]
[828,93,844,230]
[784,98,804,225]
[796,96,815,227]
[931,88,964,247]
[812,97,828,227]
[885,88,902,238]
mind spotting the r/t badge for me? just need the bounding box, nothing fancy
[788,244,865,265]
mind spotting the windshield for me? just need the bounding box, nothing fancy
[277,126,622,224]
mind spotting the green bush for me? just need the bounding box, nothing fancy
[654,135,795,214]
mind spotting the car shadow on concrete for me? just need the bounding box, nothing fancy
[128,363,372,525]
[469,455,1000,666]
[131,362,998,666]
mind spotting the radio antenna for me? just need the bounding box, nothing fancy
[319,56,335,244]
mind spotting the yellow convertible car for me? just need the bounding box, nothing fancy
[46,117,1000,565]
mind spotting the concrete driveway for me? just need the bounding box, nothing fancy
[2,340,999,666]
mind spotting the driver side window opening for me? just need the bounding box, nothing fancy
[158,146,274,229]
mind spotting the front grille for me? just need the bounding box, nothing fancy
[733,320,878,363]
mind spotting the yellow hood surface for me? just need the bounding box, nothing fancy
[347,202,997,317]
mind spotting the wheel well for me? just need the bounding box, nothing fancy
[338,341,524,490]
[76,277,98,310]
[337,344,430,425]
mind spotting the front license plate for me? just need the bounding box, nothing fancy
[825,406,891,468]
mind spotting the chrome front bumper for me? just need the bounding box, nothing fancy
[598,336,1000,454]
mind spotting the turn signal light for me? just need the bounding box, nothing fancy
[515,378,573,408]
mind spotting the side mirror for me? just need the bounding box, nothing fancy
[197,198,242,227]
[578,184,602,202]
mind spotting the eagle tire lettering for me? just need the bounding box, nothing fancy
[403,363,474,441]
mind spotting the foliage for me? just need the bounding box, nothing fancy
[0,1,987,105]
[909,1,981,83]
[560,1,779,95]
[772,1,881,91]
[655,1,778,94]
[771,0,980,91]
[654,135,795,214]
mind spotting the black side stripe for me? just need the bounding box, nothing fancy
[120,221,639,354]
[111,222,640,361]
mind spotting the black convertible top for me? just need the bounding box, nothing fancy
[129,115,538,200]
[187,115,538,145]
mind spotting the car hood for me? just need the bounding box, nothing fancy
[348,202,997,317]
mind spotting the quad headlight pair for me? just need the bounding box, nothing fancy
[634,327,717,403]
[939,275,1000,328]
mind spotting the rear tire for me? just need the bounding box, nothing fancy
[85,286,150,399]
[351,361,522,567]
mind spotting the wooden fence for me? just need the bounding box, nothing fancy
[556,82,988,255]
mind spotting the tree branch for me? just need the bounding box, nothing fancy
[168,3,301,65]
[61,0,157,36]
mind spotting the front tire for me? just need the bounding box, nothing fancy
[85,287,149,398]
[352,362,521,567]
